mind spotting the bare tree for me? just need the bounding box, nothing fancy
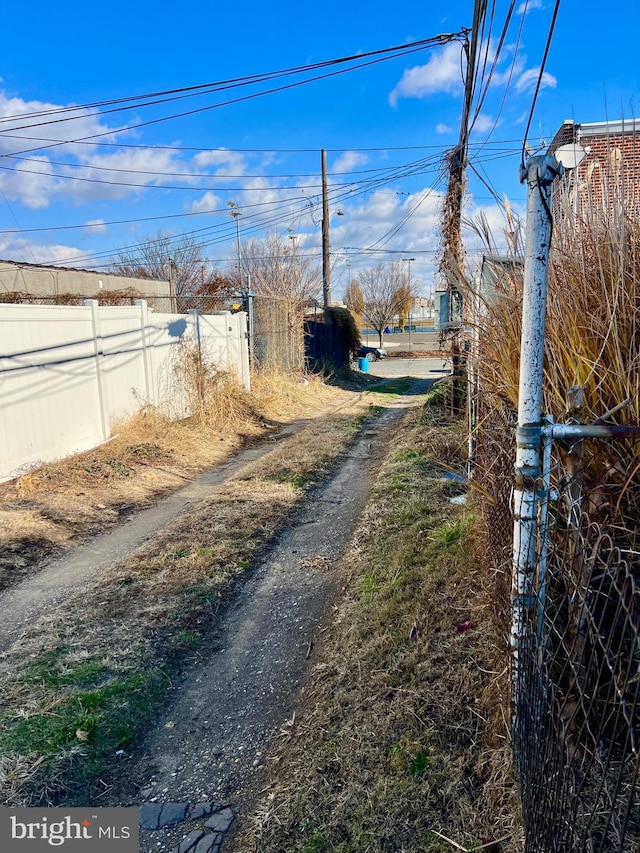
[357,262,412,346]
[110,230,231,298]
[344,279,365,328]
[229,233,321,311]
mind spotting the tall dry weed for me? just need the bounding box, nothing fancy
[469,207,640,535]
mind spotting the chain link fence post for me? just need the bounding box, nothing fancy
[511,153,561,713]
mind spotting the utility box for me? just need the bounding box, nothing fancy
[434,289,463,332]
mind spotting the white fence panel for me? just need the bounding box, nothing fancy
[146,310,195,418]
[0,304,104,475]
[197,311,250,391]
[0,302,250,481]
[89,302,148,426]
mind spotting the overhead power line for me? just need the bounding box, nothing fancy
[521,0,561,164]
[0,35,466,130]
[0,33,467,161]
[0,137,543,154]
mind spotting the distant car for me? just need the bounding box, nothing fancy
[358,345,388,361]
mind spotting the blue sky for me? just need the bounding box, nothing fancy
[0,1,638,300]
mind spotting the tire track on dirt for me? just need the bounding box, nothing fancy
[102,381,432,853]
[0,401,363,653]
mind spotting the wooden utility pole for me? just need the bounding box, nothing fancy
[441,1,486,277]
[440,0,487,411]
[321,148,331,308]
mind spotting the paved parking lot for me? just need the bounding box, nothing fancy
[360,330,440,353]
[363,355,451,380]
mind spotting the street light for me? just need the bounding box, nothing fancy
[228,201,254,362]
[228,201,242,289]
[402,257,415,287]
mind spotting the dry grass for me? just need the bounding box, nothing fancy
[464,206,640,850]
[237,399,522,853]
[468,209,640,535]
[0,385,387,807]
[0,365,355,592]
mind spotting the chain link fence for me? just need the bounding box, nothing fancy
[476,409,640,852]
[252,295,303,372]
[513,435,640,853]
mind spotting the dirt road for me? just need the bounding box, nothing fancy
[0,416,310,653]
[105,383,431,853]
[0,379,433,852]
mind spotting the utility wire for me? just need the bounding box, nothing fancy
[0,36,465,130]
[0,35,466,161]
[469,0,518,131]
[0,135,543,154]
[43,153,446,267]
[3,154,434,180]
[521,0,561,165]
[0,148,449,193]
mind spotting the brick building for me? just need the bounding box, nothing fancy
[549,118,640,217]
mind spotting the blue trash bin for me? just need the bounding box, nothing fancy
[358,357,369,373]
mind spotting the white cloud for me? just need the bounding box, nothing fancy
[0,88,235,209]
[0,155,56,208]
[389,42,463,106]
[62,146,195,203]
[189,191,224,214]
[389,38,541,107]
[236,176,284,209]
[436,123,453,134]
[0,234,86,265]
[471,114,503,134]
[193,148,247,177]
[517,0,544,14]
[0,91,114,158]
[84,219,106,233]
[319,187,446,299]
[515,67,557,94]
[331,151,369,173]
[29,244,87,265]
[483,42,526,88]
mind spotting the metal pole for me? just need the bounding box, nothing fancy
[168,259,177,312]
[231,212,242,290]
[246,274,254,364]
[321,148,331,308]
[536,414,554,646]
[511,153,560,711]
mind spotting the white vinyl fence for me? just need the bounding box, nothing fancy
[0,300,249,481]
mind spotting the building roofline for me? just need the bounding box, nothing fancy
[0,257,168,284]
[550,118,640,153]
[579,118,640,137]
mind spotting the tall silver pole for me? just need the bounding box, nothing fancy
[231,211,242,290]
[321,149,331,308]
[511,153,560,711]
